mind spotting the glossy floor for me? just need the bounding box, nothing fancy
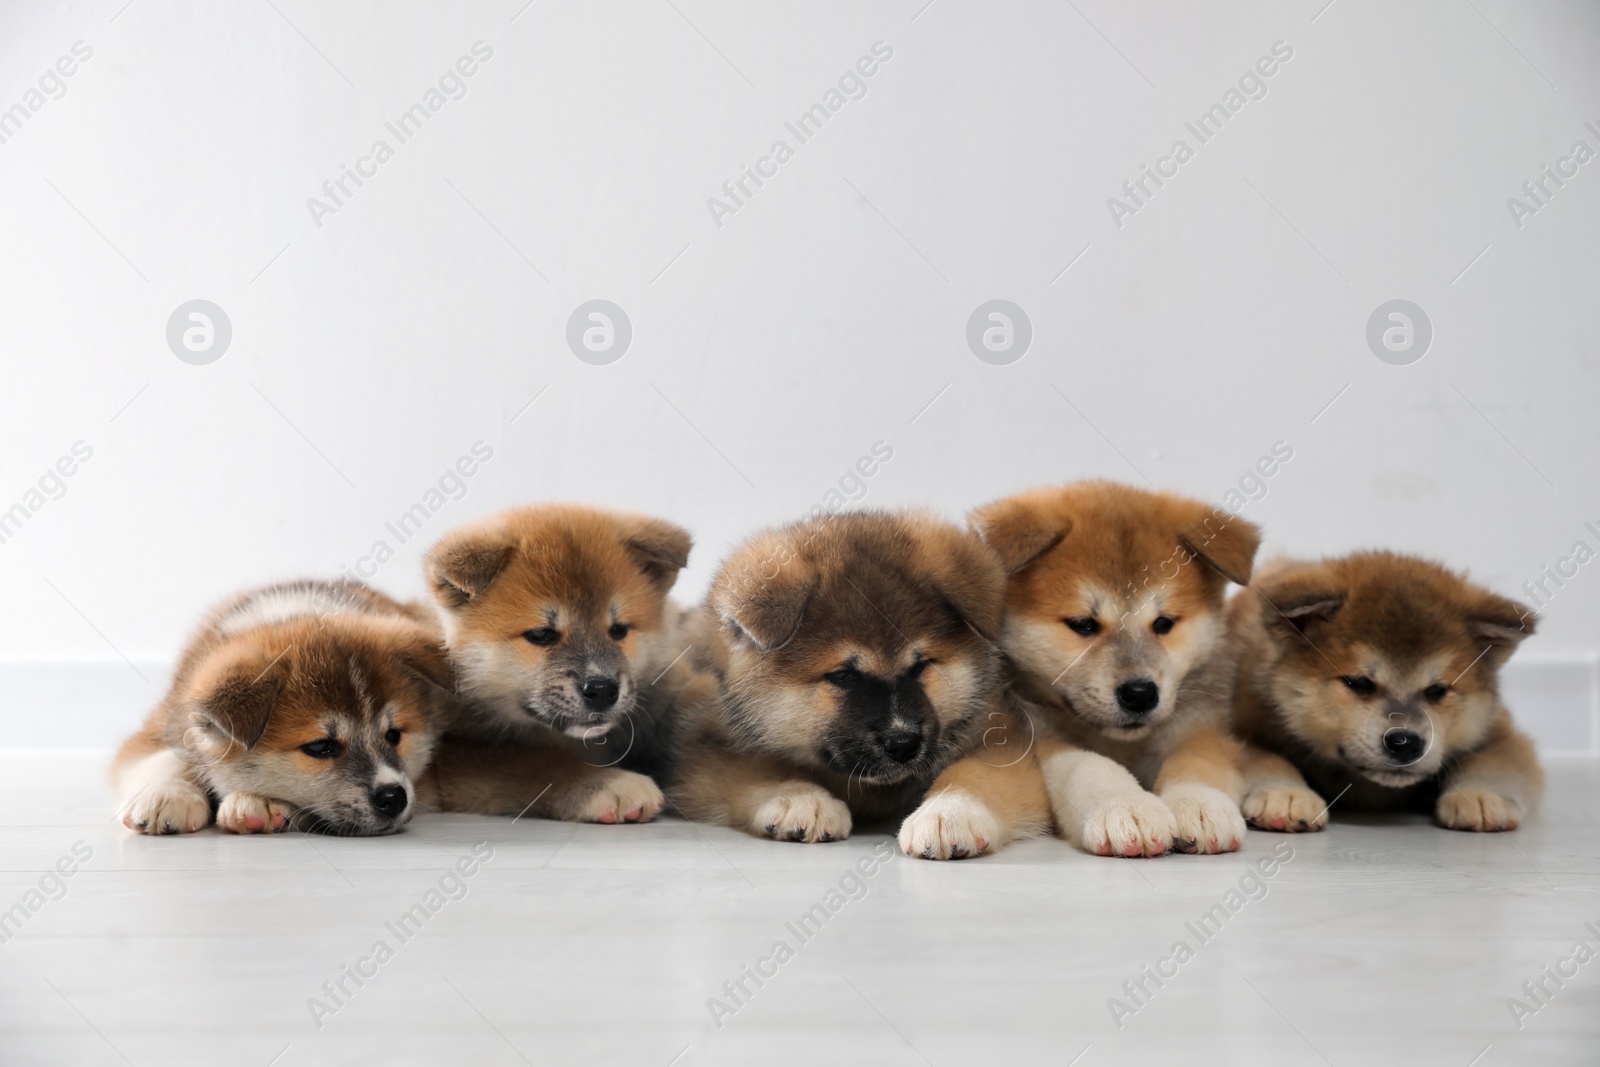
[1,751,1596,1066]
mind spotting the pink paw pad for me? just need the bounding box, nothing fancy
[243,814,266,831]
[597,811,617,824]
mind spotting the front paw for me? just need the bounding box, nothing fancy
[1164,784,1245,854]
[1437,787,1521,831]
[1242,784,1329,833]
[575,770,665,824]
[123,783,211,835]
[216,793,294,834]
[899,789,998,860]
[752,788,851,843]
[1076,791,1175,857]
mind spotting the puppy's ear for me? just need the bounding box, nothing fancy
[711,534,815,651]
[426,524,513,608]
[1180,508,1261,586]
[1255,566,1342,636]
[914,519,1007,642]
[1466,590,1536,653]
[188,647,283,751]
[969,493,1069,574]
[619,515,692,593]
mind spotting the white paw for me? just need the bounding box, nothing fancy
[575,770,665,824]
[1077,791,1175,857]
[898,789,999,860]
[1242,784,1329,833]
[752,788,852,843]
[216,793,294,834]
[1437,787,1521,832]
[1164,784,1246,854]
[122,783,211,835]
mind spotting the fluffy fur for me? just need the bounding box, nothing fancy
[1230,552,1542,831]
[972,481,1274,856]
[423,504,711,822]
[672,510,1051,859]
[111,581,454,836]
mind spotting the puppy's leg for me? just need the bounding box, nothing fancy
[898,745,1051,860]
[1237,744,1329,833]
[1152,726,1248,854]
[671,747,850,843]
[1038,735,1174,857]
[429,740,665,824]
[112,727,211,835]
[1436,712,1543,832]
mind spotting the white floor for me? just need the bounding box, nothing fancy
[0,752,1596,1066]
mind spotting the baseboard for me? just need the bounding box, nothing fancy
[0,657,1596,755]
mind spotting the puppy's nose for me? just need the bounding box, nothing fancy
[879,728,922,763]
[1115,679,1160,715]
[580,677,620,710]
[1383,729,1426,764]
[371,784,408,818]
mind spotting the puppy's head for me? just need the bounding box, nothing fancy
[1250,552,1533,788]
[425,505,691,740]
[709,511,1003,786]
[972,482,1259,739]
[183,617,450,835]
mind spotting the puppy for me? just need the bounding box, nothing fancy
[1230,551,1541,831]
[972,481,1280,857]
[423,504,708,824]
[672,510,1050,860]
[112,581,453,836]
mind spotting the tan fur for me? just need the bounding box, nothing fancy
[972,481,1267,855]
[110,581,456,836]
[423,504,710,822]
[672,510,1051,858]
[1229,551,1542,831]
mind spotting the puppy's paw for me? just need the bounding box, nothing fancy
[215,793,294,834]
[1164,784,1245,854]
[752,788,851,843]
[1242,784,1329,833]
[899,789,999,860]
[574,770,665,824]
[122,783,211,835]
[1078,791,1175,857]
[1437,787,1521,832]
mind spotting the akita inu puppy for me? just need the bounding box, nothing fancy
[972,481,1285,857]
[673,511,1050,859]
[424,504,712,824]
[1230,552,1541,831]
[112,581,454,836]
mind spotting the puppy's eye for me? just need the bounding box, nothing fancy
[1152,616,1176,636]
[1341,675,1377,697]
[522,627,561,646]
[385,728,402,745]
[1423,683,1449,703]
[608,623,630,641]
[823,668,861,689]
[1064,617,1100,637]
[300,738,341,759]
[907,659,933,679]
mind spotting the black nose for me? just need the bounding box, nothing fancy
[1116,679,1160,715]
[879,729,923,763]
[580,677,620,710]
[371,784,408,818]
[1383,729,1426,764]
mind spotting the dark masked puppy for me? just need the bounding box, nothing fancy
[973,481,1277,857]
[112,581,452,836]
[672,510,1050,859]
[423,504,702,823]
[1231,552,1541,831]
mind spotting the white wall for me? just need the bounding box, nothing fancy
[1,1,1597,748]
